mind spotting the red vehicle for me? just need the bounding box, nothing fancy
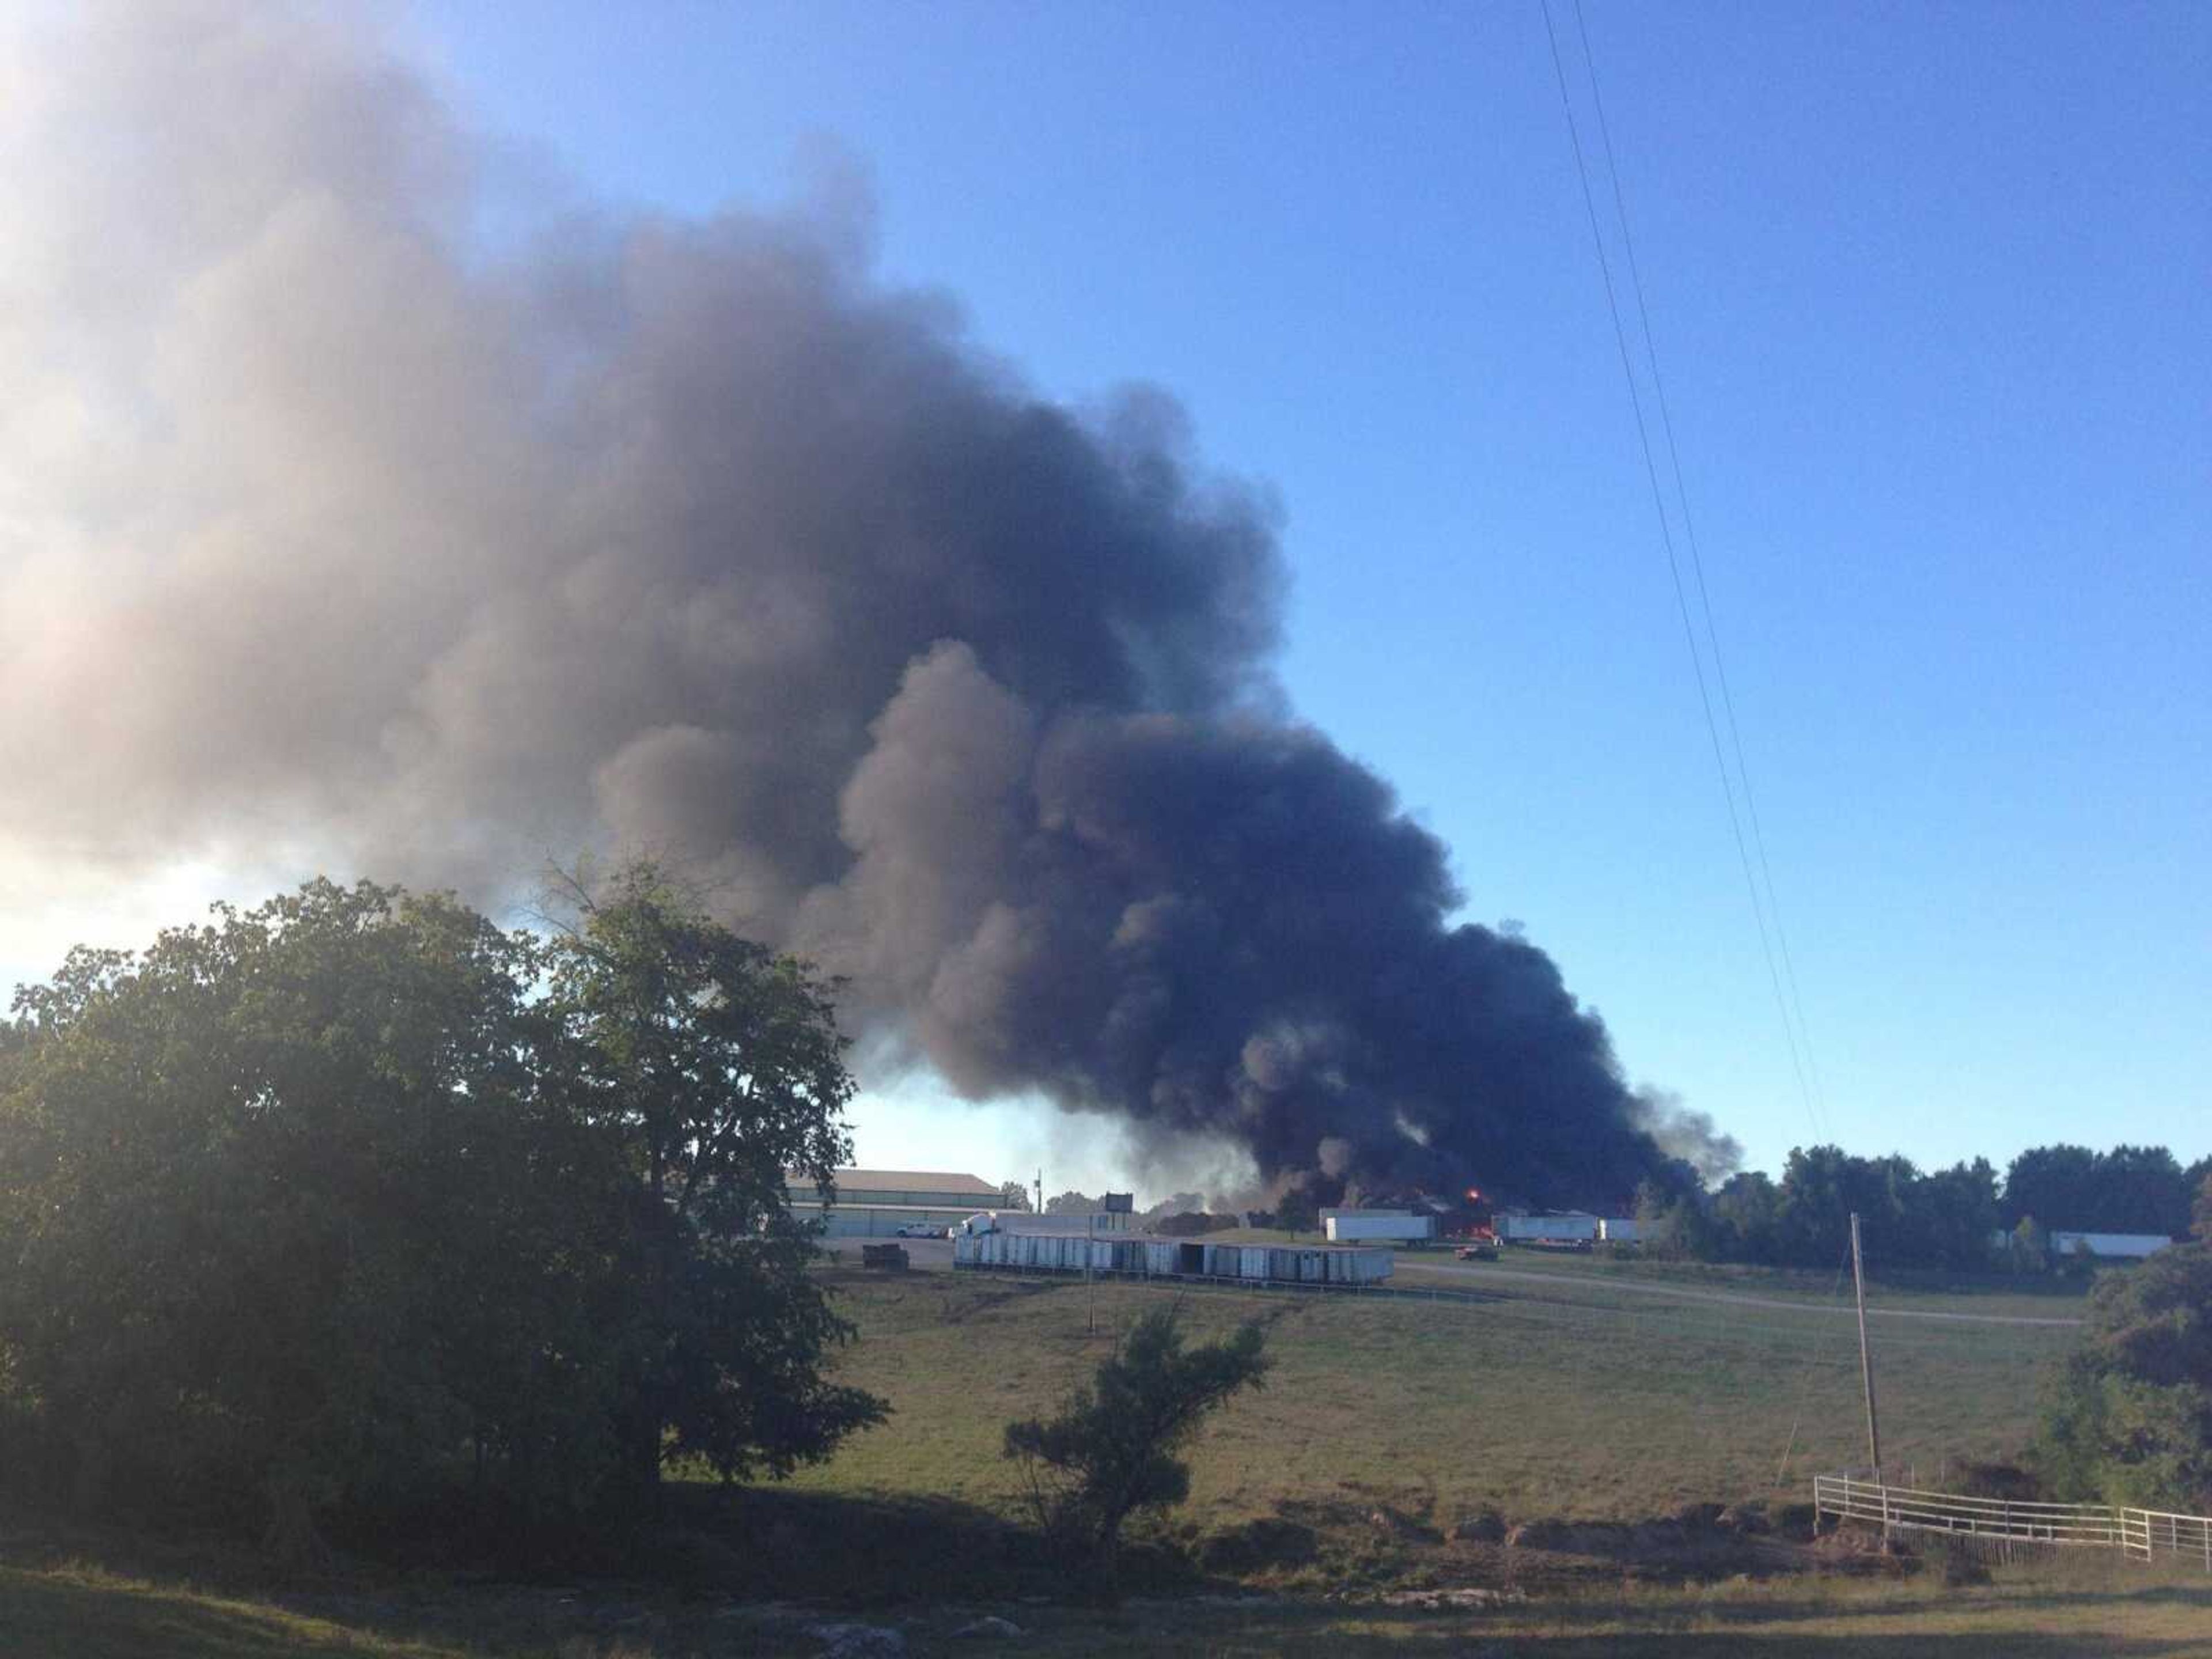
[1452,1222,1502,1261]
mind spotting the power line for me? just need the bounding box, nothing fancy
[1536,0,1824,1141]
[1569,0,1829,1128]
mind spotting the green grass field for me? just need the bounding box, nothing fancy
[786,1263,2072,1532]
[7,1255,2193,1657]
[1210,1229,2100,1320]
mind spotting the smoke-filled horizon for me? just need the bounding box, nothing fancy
[1,5,1732,1205]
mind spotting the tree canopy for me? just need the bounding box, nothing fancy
[0,866,882,1556]
[2032,1243,2212,1511]
[2004,1143,2196,1237]
[1622,1141,2204,1273]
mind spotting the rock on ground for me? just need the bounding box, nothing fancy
[951,1615,1026,1639]
[806,1622,907,1657]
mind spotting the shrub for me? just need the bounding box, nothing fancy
[2031,1243,2212,1510]
[1004,1306,1269,1596]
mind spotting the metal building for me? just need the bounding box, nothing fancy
[784,1168,1006,1238]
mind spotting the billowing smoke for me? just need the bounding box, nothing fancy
[1632,1089,1745,1187]
[0,4,1690,1205]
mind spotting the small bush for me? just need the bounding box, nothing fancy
[1004,1306,1270,1597]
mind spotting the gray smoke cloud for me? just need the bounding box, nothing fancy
[0,3,1693,1205]
[1631,1088,1745,1187]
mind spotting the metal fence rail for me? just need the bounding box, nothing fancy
[1816,1473,2212,1569]
[1814,1474,2124,1547]
[2122,1507,2212,1568]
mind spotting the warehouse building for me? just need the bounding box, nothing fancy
[784,1168,1006,1238]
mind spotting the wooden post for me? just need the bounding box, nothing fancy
[1850,1213,1888,1543]
[1850,1214,1883,1483]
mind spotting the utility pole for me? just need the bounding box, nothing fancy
[1850,1213,1884,1482]
[1086,1205,1097,1336]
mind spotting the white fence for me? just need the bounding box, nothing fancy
[1815,1472,2212,1566]
[1813,1473,2123,1548]
[2122,1507,2212,1569]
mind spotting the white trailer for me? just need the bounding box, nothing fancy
[2050,1231,2172,1260]
[955,1231,1392,1285]
[1323,1213,1437,1244]
[1599,1217,1641,1243]
[1496,1211,1601,1244]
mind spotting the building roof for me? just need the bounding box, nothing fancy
[784,1168,1000,1194]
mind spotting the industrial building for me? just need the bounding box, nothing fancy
[783,1168,1006,1238]
[2048,1230,2171,1260]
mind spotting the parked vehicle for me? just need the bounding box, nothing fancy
[1449,1221,1502,1260]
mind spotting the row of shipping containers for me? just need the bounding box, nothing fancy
[952,1232,1393,1285]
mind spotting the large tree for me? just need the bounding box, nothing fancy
[541,859,881,1488]
[0,882,603,1552]
[0,868,880,1554]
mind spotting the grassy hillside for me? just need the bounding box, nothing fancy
[785,1264,2071,1530]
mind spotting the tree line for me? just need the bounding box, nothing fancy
[1634,1142,2211,1272]
[0,865,885,1559]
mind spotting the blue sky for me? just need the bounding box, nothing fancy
[11,3,2204,1199]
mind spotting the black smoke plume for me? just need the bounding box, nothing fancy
[0,3,1686,1205]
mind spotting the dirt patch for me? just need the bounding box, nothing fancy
[1715,1500,1770,1536]
[1365,1506,1441,1544]
[1447,1509,1507,1544]
[931,1280,1064,1324]
[1804,1522,1916,1577]
[1195,1517,1319,1573]
[1499,1510,1814,1582]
